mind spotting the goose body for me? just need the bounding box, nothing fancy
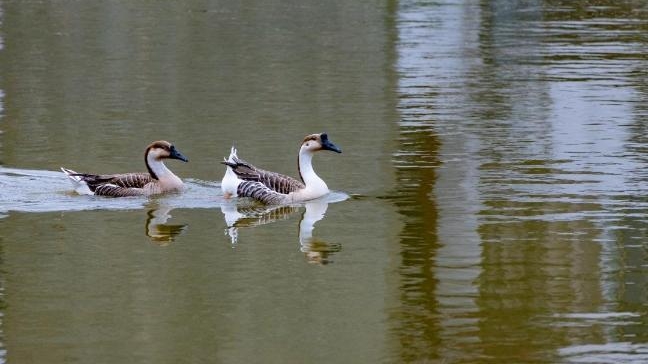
[221,133,342,204]
[61,140,188,197]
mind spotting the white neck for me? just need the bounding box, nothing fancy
[147,154,177,181]
[298,148,328,192]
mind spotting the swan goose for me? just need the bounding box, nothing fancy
[61,140,188,197]
[221,133,342,204]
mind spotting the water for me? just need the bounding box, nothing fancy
[1,0,648,363]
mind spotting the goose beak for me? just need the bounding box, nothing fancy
[169,146,189,162]
[321,133,342,153]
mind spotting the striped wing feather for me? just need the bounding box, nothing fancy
[74,172,153,197]
[108,173,153,188]
[225,156,304,194]
[93,183,145,197]
[237,181,289,205]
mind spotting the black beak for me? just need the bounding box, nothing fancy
[169,145,189,162]
[320,133,342,153]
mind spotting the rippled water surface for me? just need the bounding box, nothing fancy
[1,1,648,363]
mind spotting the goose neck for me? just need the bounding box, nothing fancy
[146,154,173,180]
[298,149,323,187]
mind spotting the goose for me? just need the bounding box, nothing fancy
[61,140,188,197]
[221,133,342,204]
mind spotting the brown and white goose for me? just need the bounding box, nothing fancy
[221,133,342,204]
[61,140,188,197]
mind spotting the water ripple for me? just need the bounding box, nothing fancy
[392,1,648,362]
[0,166,222,215]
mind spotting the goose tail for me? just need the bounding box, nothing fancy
[221,146,241,198]
[60,167,94,195]
[223,146,237,162]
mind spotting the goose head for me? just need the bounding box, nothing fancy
[300,133,342,154]
[145,141,189,162]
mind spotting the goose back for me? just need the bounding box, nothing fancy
[79,172,152,189]
[223,155,305,194]
[69,172,153,197]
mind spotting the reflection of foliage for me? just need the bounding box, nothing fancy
[391,0,648,358]
[387,125,441,362]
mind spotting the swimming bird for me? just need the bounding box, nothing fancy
[61,140,188,197]
[221,133,342,204]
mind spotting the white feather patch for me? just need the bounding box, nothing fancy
[221,147,242,198]
[60,167,94,195]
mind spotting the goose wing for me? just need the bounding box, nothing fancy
[93,183,146,197]
[237,181,291,204]
[223,156,305,194]
[74,172,152,188]
[72,172,153,196]
[108,173,154,188]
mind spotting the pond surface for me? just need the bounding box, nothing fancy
[1,1,648,363]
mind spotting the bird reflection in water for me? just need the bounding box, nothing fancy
[145,204,188,245]
[298,200,341,265]
[220,198,341,264]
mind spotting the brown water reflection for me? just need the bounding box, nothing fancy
[392,0,648,363]
[387,127,441,361]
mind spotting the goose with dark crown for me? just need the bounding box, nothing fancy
[61,140,188,197]
[221,133,342,204]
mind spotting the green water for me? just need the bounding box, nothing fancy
[1,1,648,363]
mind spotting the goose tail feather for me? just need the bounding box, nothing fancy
[221,146,242,198]
[60,167,94,195]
